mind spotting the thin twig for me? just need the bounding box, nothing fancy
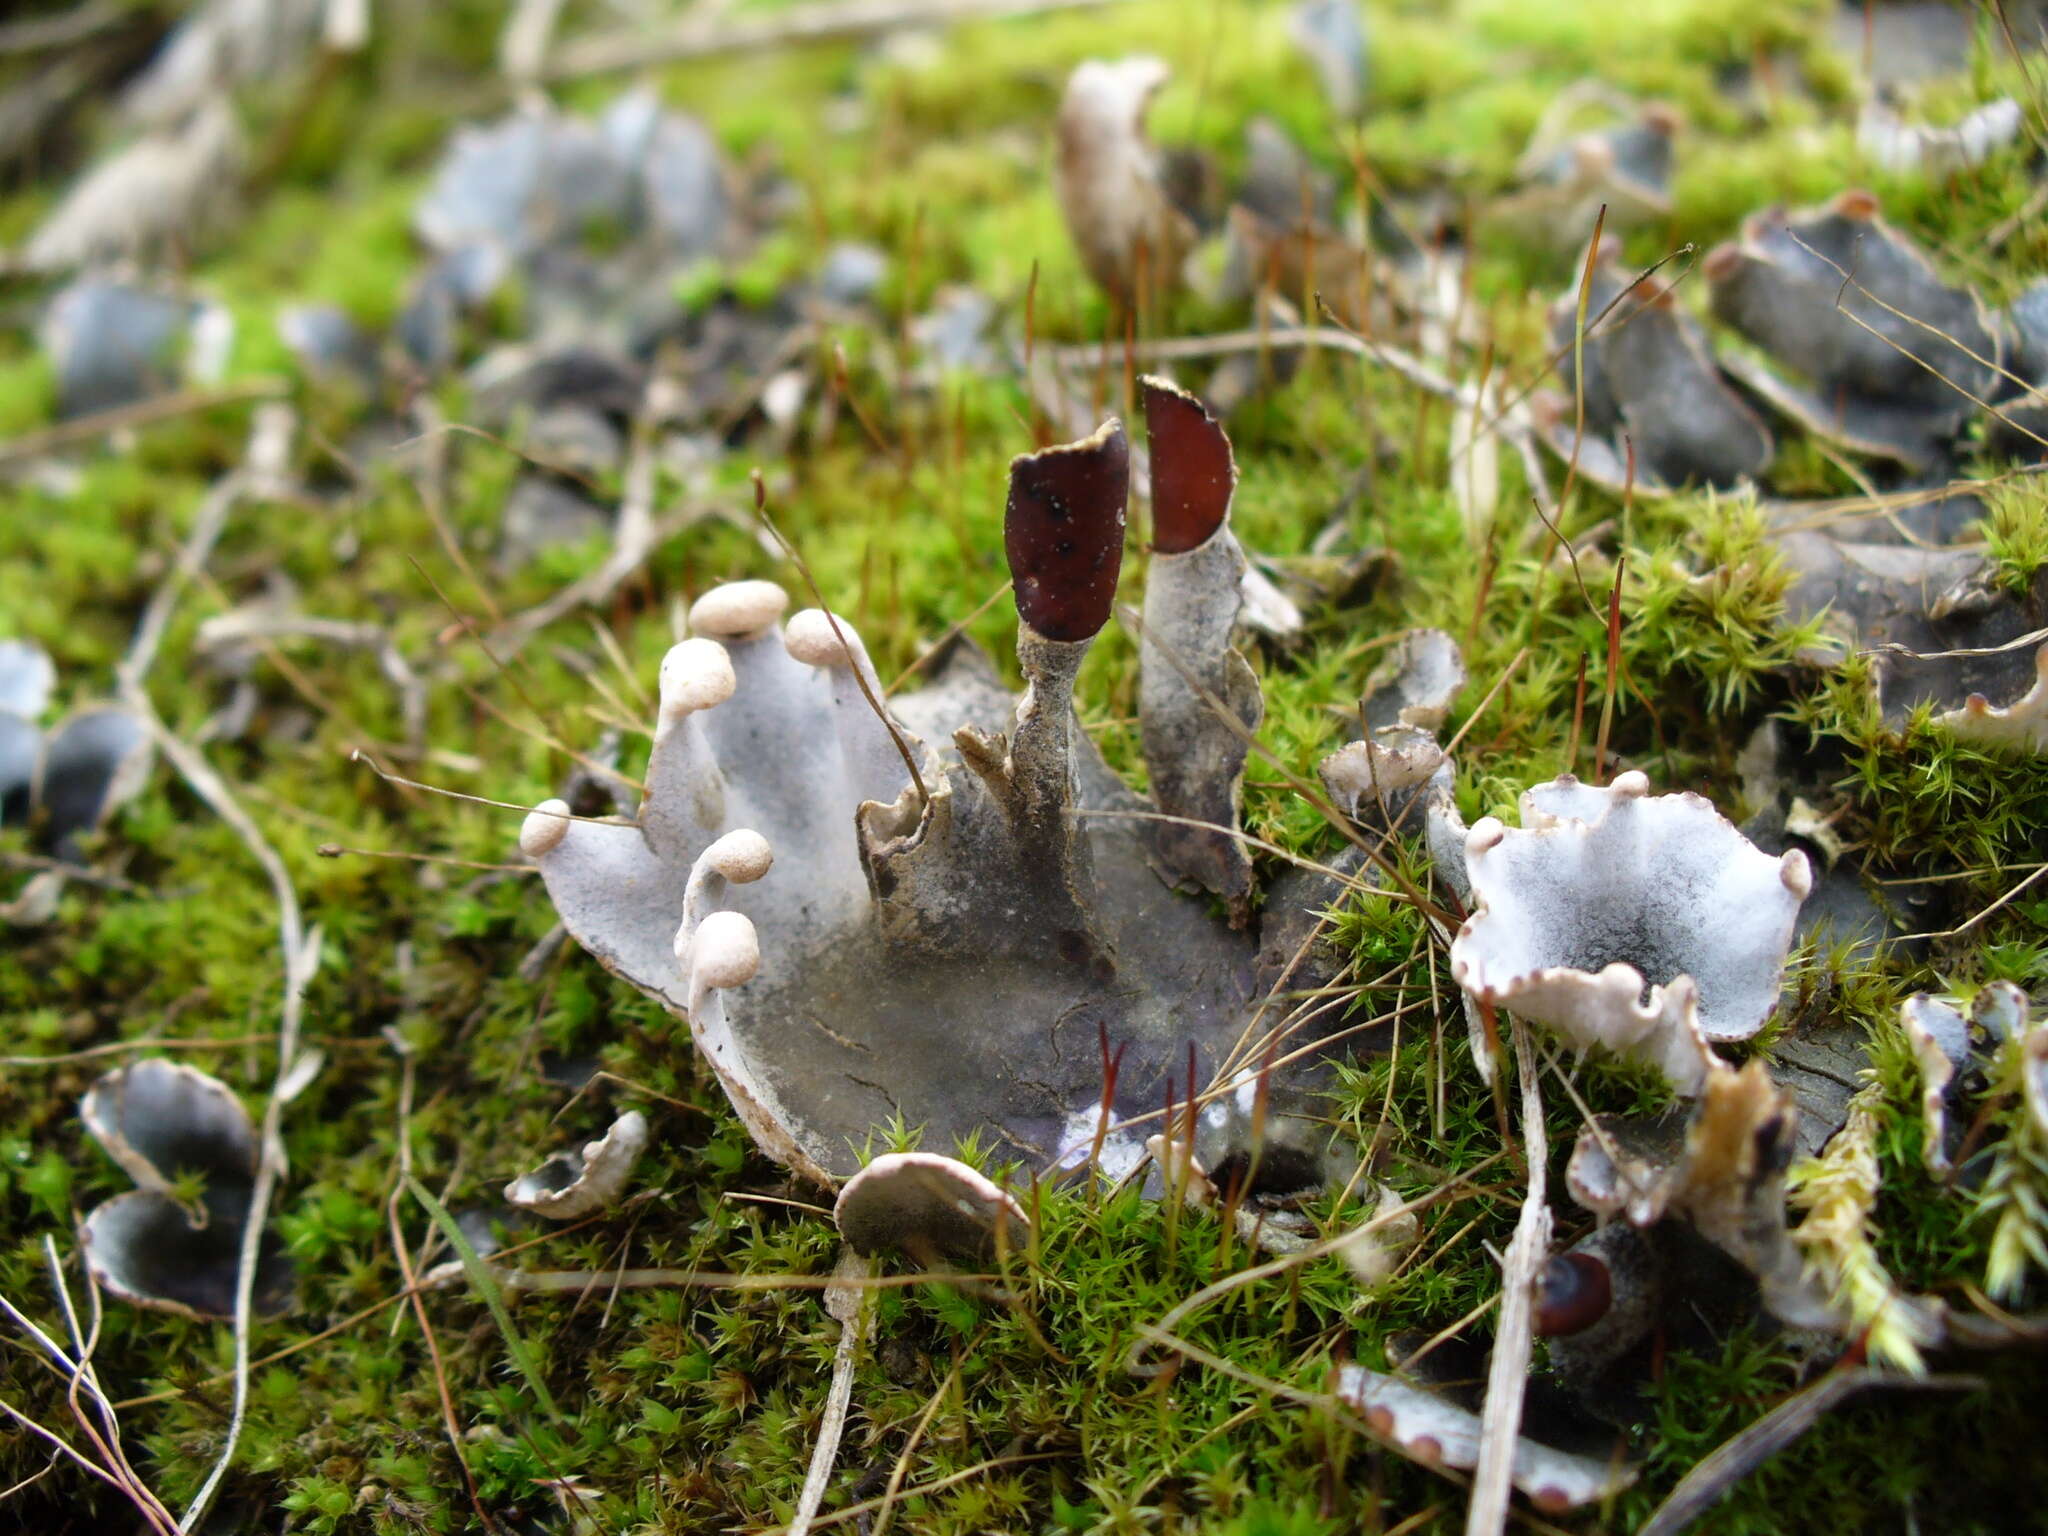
[1054,324,1469,408]
[384,1046,497,1531]
[1902,860,2048,941]
[481,423,711,663]
[753,474,930,807]
[794,1453,1065,1534]
[1788,231,2048,452]
[1464,1016,1551,1536]
[0,380,287,470]
[110,411,326,1534]
[546,0,1127,79]
[788,1250,877,1536]
[0,2,127,53]
[871,1344,977,1536]
[425,1264,980,1295]
[118,472,247,694]
[885,579,1013,696]
[1129,1155,1505,1375]
[1637,1368,1979,1536]
[0,1034,330,1069]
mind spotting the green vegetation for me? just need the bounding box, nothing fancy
[2,1,2046,1532]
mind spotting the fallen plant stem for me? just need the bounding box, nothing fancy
[787,1249,875,1536]
[109,409,324,1534]
[546,0,1129,78]
[384,1050,496,1532]
[870,1332,978,1536]
[426,1264,995,1295]
[0,380,288,470]
[1637,1368,1979,1536]
[1593,553,1626,781]
[1464,1016,1550,1536]
[794,1452,1065,1533]
[1559,203,1609,514]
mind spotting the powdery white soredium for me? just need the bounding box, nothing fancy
[1449,772,1811,1093]
[504,1109,651,1221]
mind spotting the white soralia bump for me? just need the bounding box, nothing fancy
[1522,769,1648,828]
[520,798,572,858]
[683,909,760,990]
[783,608,869,669]
[704,828,774,884]
[658,638,736,719]
[688,580,790,639]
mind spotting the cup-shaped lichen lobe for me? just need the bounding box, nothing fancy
[1005,418,1129,641]
[1472,847,1686,1008]
[37,706,150,853]
[85,1185,296,1319]
[1463,779,1807,1042]
[79,1061,295,1318]
[1141,376,1235,553]
[732,809,1262,1179]
[84,1057,260,1191]
[1711,191,1995,412]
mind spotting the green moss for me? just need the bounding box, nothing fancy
[4,0,2047,1532]
[1983,475,2048,594]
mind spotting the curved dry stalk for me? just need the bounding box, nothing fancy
[382,1046,494,1532]
[110,407,326,1534]
[547,0,1130,79]
[1464,1016,1551,1536]
[788,1249,876,1536]
[866,1336,981,1536]
[752,481,930,809]
[1637,1369,1979,1536]
[0,381,288,472]
[0,1253,179,1534]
